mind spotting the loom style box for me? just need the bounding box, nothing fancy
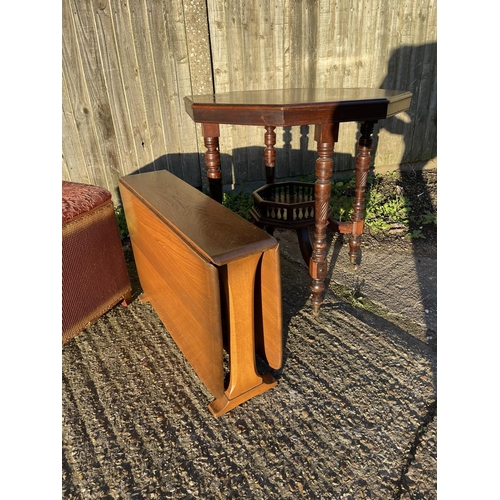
[119,170,283,416]
[62,181,132,345]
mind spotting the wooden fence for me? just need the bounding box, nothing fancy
[62,0,437,204]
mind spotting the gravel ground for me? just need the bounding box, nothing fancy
[62,211,437,499]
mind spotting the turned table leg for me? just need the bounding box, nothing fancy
[349,121,376,267]
[264,126,277,185]
[310,122,339,315]
[202,123,223,203]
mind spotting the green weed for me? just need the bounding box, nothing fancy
[115,205,129,240]
[195,170,437,241]
[221,171,437,239]
[222,191,254,221]
[418,211,437,226]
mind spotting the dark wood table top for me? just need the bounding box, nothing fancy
[120,170,277,266]
[184,88,412,126]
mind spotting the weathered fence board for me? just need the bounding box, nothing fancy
[92,0,139,182]
[146,0,184,179]
[62,0,437,205]
[110,0,156,174]
[72,0,123,193]
[63,0,109,191]
[163,0,203,187]
[128,0,169,173]
[62,72,89,184]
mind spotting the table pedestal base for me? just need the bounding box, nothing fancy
[209,373,277,417]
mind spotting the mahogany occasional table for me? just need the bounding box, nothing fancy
[184,88,412,314]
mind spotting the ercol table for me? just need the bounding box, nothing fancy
[184,88,412,314]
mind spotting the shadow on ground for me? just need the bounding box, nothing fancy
[62,214,437,499]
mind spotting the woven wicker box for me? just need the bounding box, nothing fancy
[62,181,132,345]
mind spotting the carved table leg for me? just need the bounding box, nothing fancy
[349,121,376,268]
[310,122,339,315]
[264,126,277,185]
[202,123,223,203]
[209,252,277,417]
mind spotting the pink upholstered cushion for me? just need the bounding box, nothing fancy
[62,181,112,225]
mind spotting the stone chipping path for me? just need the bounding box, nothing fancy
[62,229,437,499]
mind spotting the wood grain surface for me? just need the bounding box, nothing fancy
[119,170,283,415]
[121,170,278,265]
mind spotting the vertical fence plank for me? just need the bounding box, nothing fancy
[128,0,169,173]
[62,72,89,184]
[182,0,215,191]
[145,0,183,180]
[62,0,108,190]
[241,0,265,184]
[164,0,203,187]
[92,0,138,180]
[70,0,123,198]
[109,0,155,173]
[206,0,242,187]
